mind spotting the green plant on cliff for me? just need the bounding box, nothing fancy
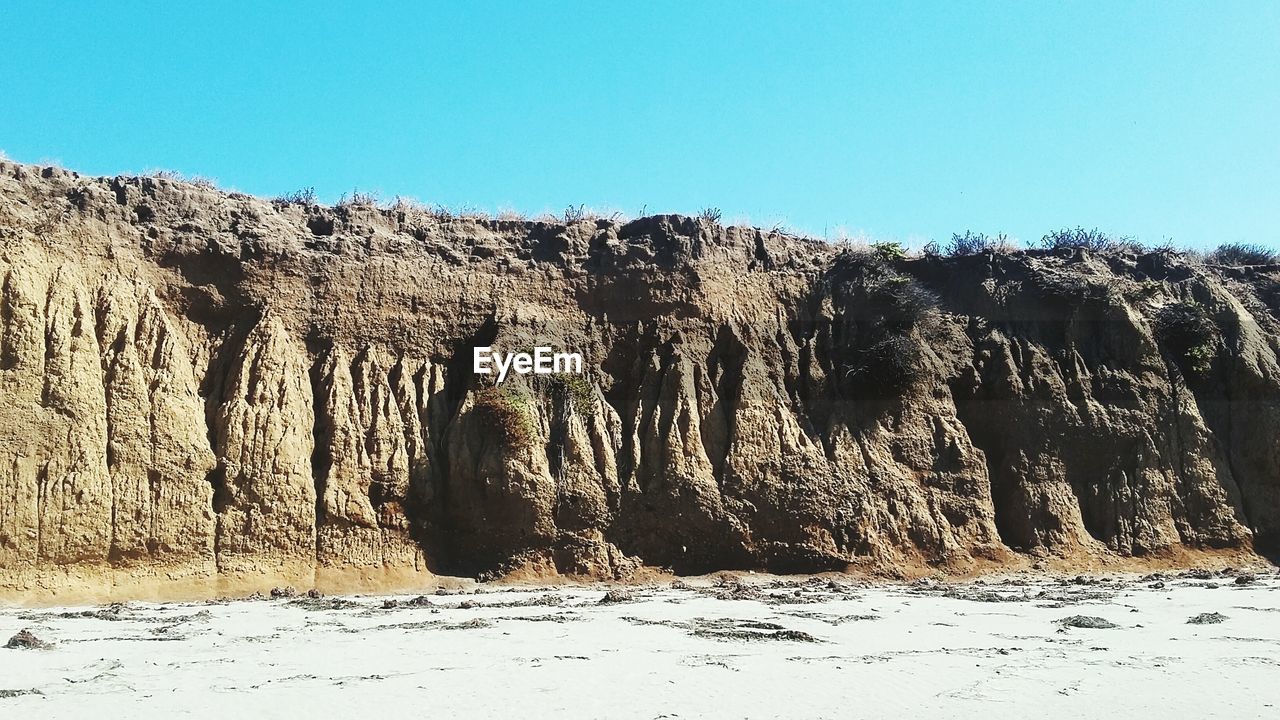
[871,241,907,263]
[1184,343,1216,376]
[474,386,537,446]
[551,374,596,417]
[1154,301,1220,379]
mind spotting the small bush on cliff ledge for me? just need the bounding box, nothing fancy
[826,251,939,331]
[1154,301,1220,378]
[845,333,924,389]
[876,275,938,330]
[551,375,596,417]
[825,252,938,392]
[474,386,537,447]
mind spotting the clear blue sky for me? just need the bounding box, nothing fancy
[2,1,1277,249]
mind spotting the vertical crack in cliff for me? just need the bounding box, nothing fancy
[201,318,257,522]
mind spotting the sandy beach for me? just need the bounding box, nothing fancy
[3,570,1277,719]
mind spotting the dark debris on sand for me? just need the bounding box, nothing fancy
[287,596,365,611]
[1057,615,1119,629]
[1187,612,1228,625]
[622,615,822,643]
[599,589,636,604]
[0,688,44,698]
[5,629,49,649]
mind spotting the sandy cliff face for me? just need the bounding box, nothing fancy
[1,162,1277,599]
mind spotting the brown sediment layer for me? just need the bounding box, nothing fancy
[5,547,1265,609]
[1,161,1278,603]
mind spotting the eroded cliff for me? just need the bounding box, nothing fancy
[2,162,1278,600]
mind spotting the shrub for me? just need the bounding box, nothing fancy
[871,241,907,263]
[827,250,938,329]
[474,386,536,447]
[1038,227,1132,252]
[1111,238,1147,254]
[946,231,1016,256]
[1031,272,1118,304]
[698,207,722,224]
[428,204,456,222]
[1206,243,1278,266]
[1154,301,1220,378]
[386,196,426,213]
[338,189,378,207]
[551,375,596,417]
[144,169,215,188]
[825,252,939,392]
[454,204,491,221]
[559,205,622,223]
[947,232,981,256]
[844,334,924,389]
[385,199,436,240]
[875,275,938,329]
[276,187,318,205]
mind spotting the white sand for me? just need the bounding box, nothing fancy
[2,572,1277,719]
